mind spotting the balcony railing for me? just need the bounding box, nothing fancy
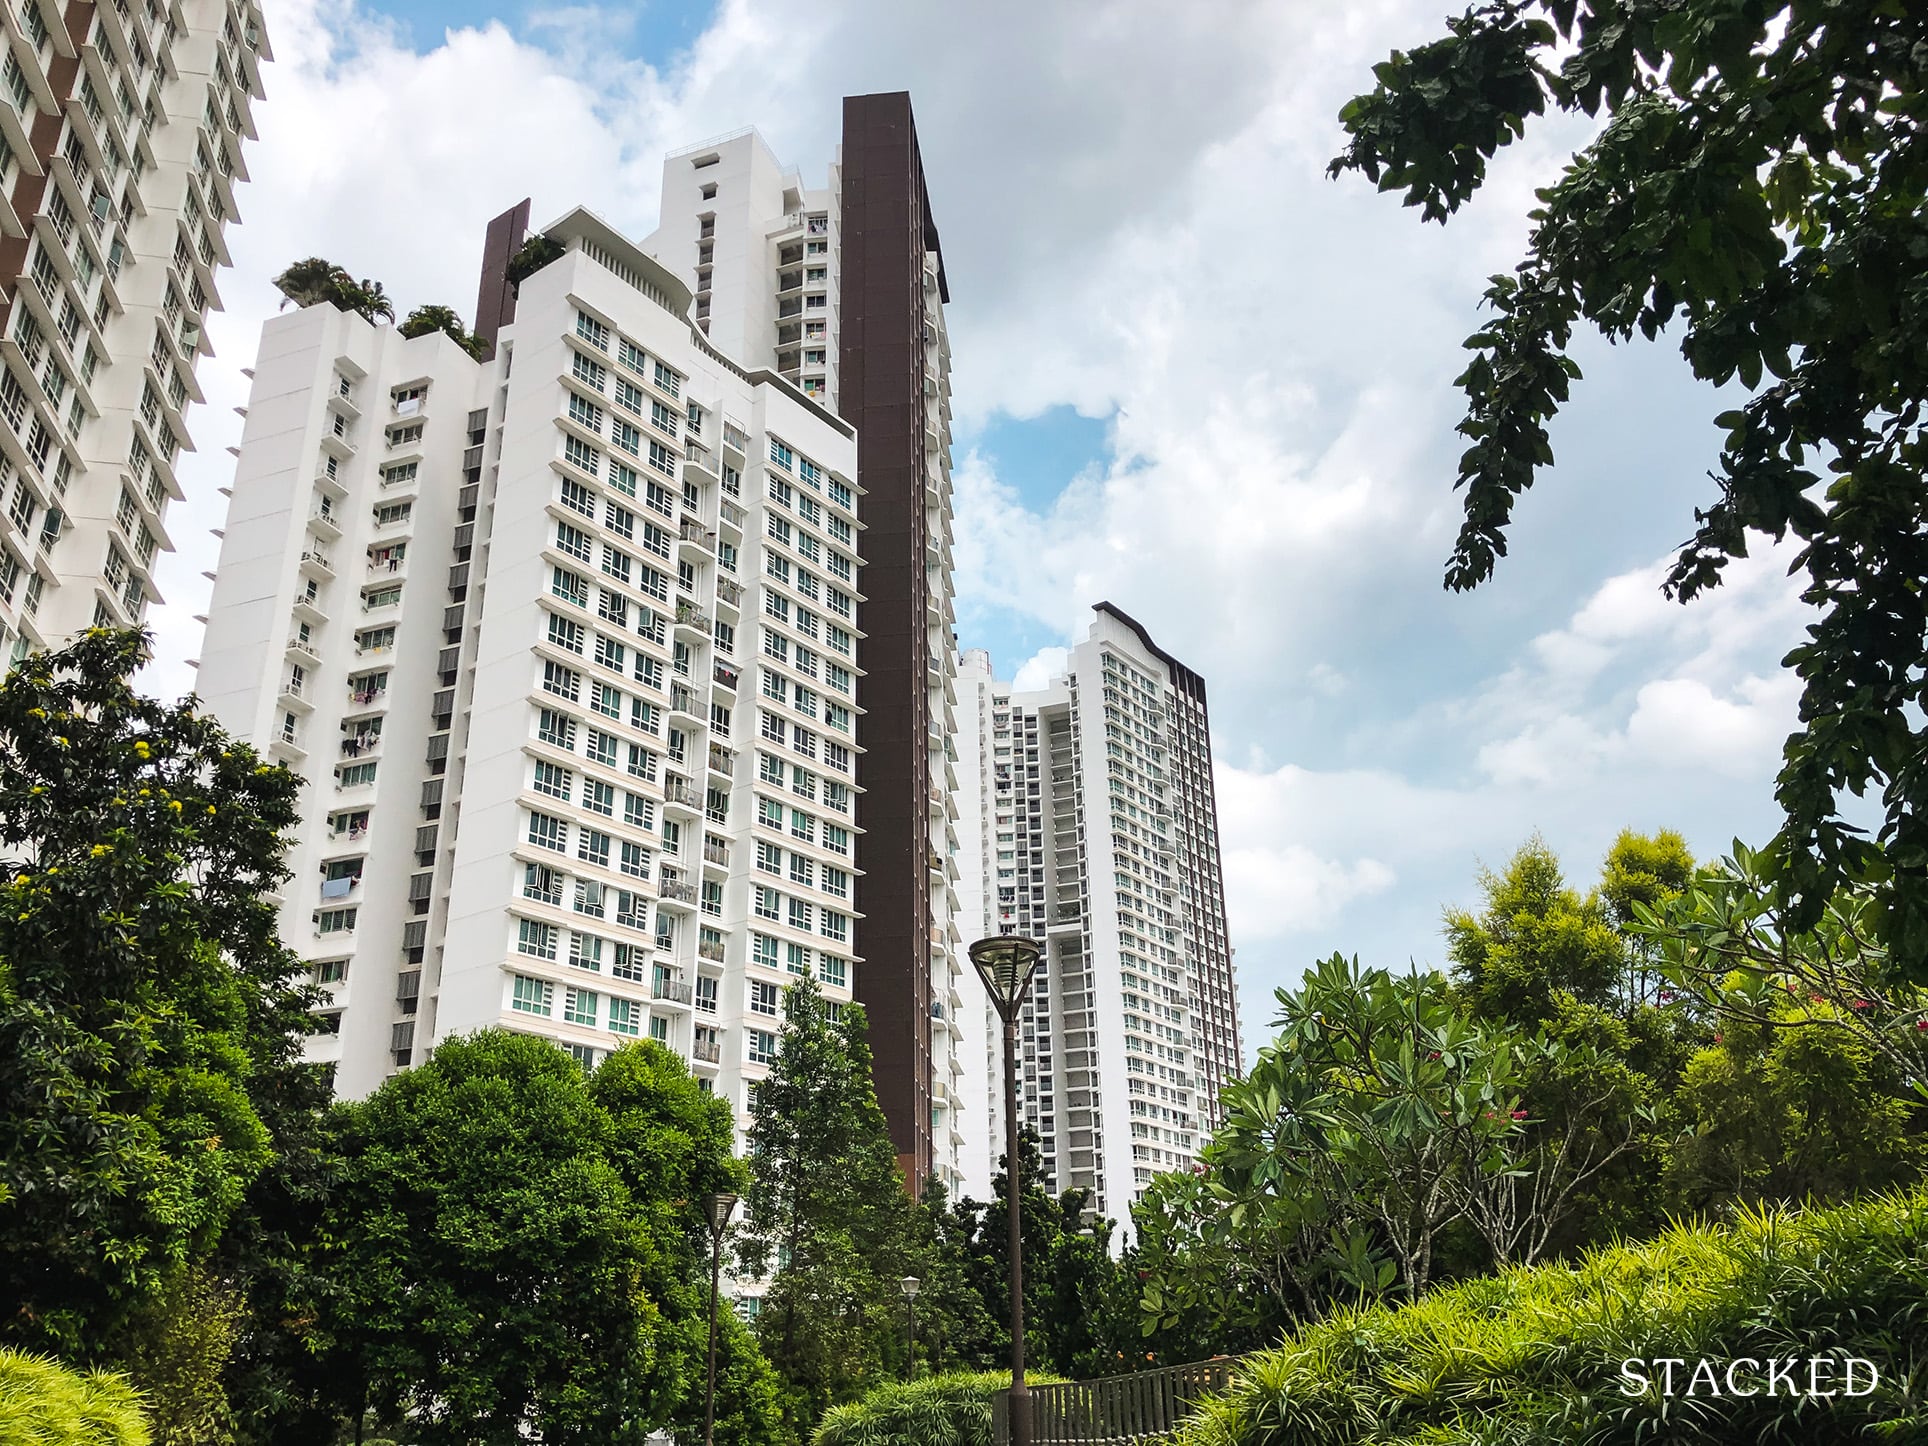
[659,880,698,904]
[698,939,725,962]
[702,840,729,865]
[691,1037,721,1064]
[652,977,695,1005]
[708,743,736,773]
[664,777,698,807]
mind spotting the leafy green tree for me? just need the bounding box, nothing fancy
[506,234,566,294]
[314,1031,682,1444]
[272,257,346,310]
[116,1265,243,1446]
[901,1179,1000,1376]
[740,977,916,1432]
[1600,828,1695,1008]
[0,629,310,1362]
[1330,0,1928,967]
[1445,834,1623,1022]
[397,305,487,360]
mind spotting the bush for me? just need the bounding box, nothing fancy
[813,1371,1065,1446]
[1173,1190,1928,1445]
[0,1350,150,1445]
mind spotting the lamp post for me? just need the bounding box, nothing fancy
[702,1190,739,1446]
[900,1274,921,1380]
[969,934,1044,1446]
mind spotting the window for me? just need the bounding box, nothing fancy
[559,477,595,516]
[627,743,659,782]
[785,942,812,977]
[519,917,559,958]
[548,612,585,654]
[570,931,604,971]
[820,910,849,943]
[578,828,611,868]
[823,824,850,856]
[822,865,849,899]
[336,762,378,788]
[696,976,719,1014]
[759,712,786,747]
[769,438,793,471]
[571,351,607,390]
[562,987,598,1025]
[788,898,814,932]
[825,782,850,814]
[608,995,642,1035]
[542,660,581,702]
[564,435,601,474]
[750,980,780,1016]
[791,766,817,801]
[787,854,815,889]
[529,811,568,853]
[763,633,789,663]
[618,841,647,880]
[789,809,816,843]
[653,360,682,397]
[524,863,563,905]
[552,566,589,607]
[819,955,847,988]
[538,709,577,749]
[756,841,783,875]
[752,933,778,969]
[315,958,350,985]
[588,729,618,767]
[512,973,554,1015]
[754,886,781,921]
[758,753,785,786]
[647,438,677,476]
[556,520,591,561]
[612,418,642,456]
[649,398,679,436]
[532,760,572,800]
[748,1030,777,1066]
[576,311,610,351]
[317,907,358,934]
[585,780,615,816]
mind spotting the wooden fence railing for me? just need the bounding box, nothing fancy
[991,1356,1247,1446]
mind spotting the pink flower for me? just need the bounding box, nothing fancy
[1510,1110,1528,1121]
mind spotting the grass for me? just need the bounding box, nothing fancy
[1171,1190,1928,1445]
[0,1350,150,1446]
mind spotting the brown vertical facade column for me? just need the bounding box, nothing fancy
[838,92,942,1190]
[471,197,531,360]
[0,4,93,332]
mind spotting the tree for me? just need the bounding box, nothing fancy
[1444,833,1623,1022]
[0,629,311,1365]
[270,261,394,325]
[272,257,345,310]
[398,305,487,361]
[739,978,915,1432]
[1331,0,1928,969]
[313,1031,684,1444]
[506,234,566,295]
[1600,827,1695,1009]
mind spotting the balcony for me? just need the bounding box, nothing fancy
[716,577,744,608]
[708,742,736,774]
[338,731,381,758]
[668,684,701,720]
[674,602,710,633]
[663,776,699,809]
[308,504,343,540]
[691,1036,721,1065]
[652,976,695,1006]
[698,938,726,963]
[659,880,698,905]
[299,548,334,578]
[286,637,321,667]
[702,839,730,866]
[712,661,738,692]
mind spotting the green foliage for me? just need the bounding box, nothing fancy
[742,977,919,1432]
[0,1350,151,1446]
[507,233,566,293]
[671,1305,789,1446]
[271,259,394,325]
[812,1372,1063,1446]
[1331,0,1928,968]
[312,1031,699,1443]
[397,304,488,360]
[1170,1190,1928,1446]
[0,629,311,1359]
[1445,833,1623,1022]
[117,1265,243,1446]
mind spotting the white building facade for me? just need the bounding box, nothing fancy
[0,0,266,657]
[642,112,967,1198]
[196,210,869,1145]
[955,606,1240,1220]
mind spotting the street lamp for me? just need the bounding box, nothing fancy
[702,1190,739,1446]
[900,1274,922,1380]
[969,934,1044,1446]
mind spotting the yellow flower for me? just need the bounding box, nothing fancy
[169,801,182,813]
[134,741,151,758]
[139,789,151,797]
[27,708,44,719]
[90,844,110,858]
[206,805,216,815]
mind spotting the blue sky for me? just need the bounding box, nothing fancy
[148,0,1820,1053]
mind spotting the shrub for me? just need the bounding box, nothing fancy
[1173,1190,1928,1445]
[0,1350,150,1445]
[813,1371,1065,1446]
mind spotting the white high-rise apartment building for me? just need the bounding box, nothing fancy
[954,606,1239,1218]
[641,104,966,1198]
[195,209,869,1138]
[0,0,266,657]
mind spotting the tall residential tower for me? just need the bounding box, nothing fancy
[0,0,266,657]
[196,210,869,1148]
[954,606,1239,1216]
[641,95,963,1194]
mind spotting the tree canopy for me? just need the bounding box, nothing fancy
[1330,0,1928,971]
[0,629,312,1361]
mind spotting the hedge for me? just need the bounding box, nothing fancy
[813,1370,1068,1446]
[1171,1189,1928,1445]
[0,1350,149,1446]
